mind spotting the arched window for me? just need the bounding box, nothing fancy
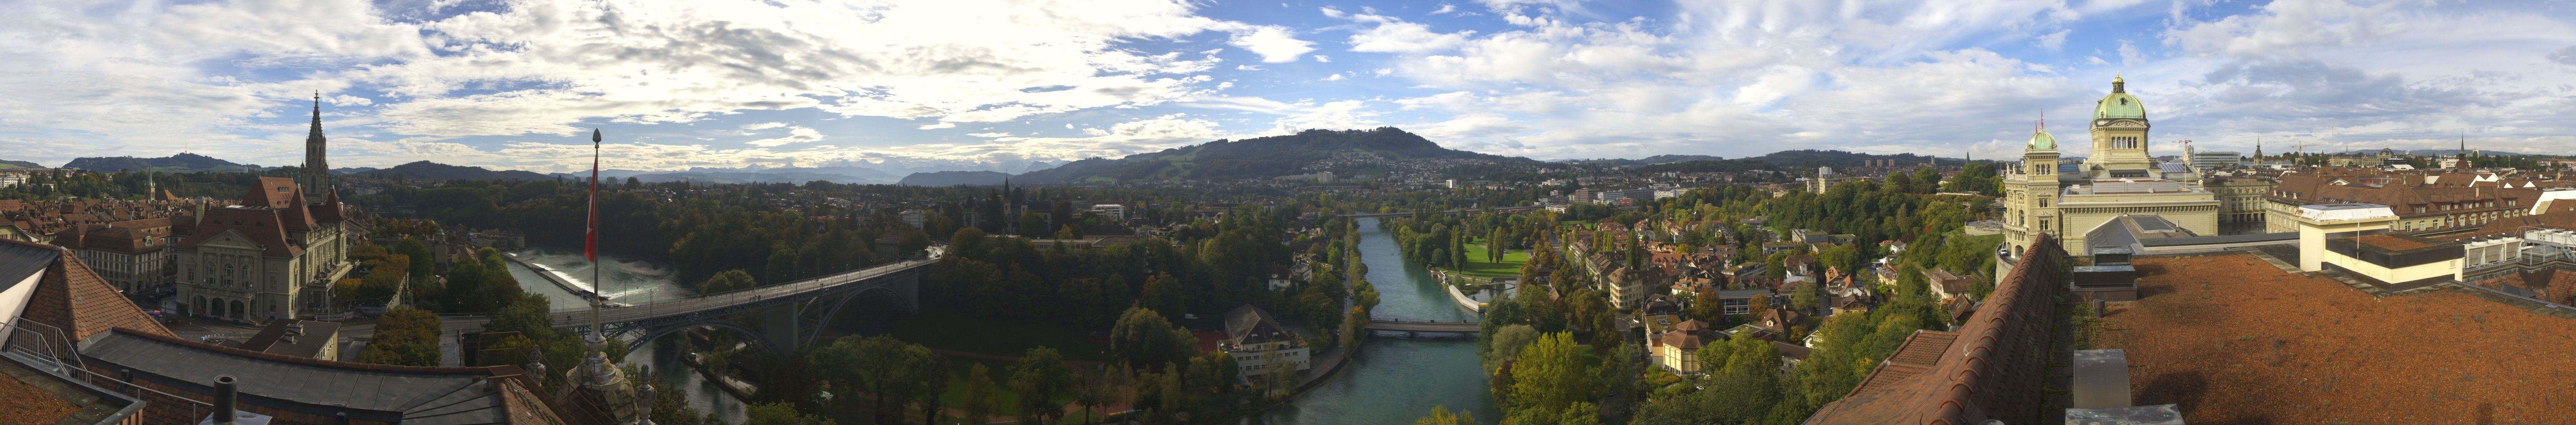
[230,300,245,320]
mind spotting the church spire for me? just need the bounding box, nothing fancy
[302,92,329,204]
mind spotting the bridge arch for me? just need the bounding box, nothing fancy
[624,319,787,357]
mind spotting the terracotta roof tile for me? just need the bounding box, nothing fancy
[2,239,174,351]
[1807,233,2067,425]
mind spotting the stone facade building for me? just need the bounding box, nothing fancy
[2001,77,2221,258]
[171,98,352,323]
[51,217,184,293]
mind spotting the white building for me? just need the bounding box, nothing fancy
[2189,150,2243,171]
[1220,305,1311,375]
[1086,204,1128,221]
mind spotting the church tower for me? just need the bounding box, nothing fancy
[2084,76,2154,173]
[302,93,331,204]
[2003,122,2064,261]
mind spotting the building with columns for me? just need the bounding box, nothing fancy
[2001,77,2221,259]
[171,97,353,323]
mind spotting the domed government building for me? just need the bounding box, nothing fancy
[2000,77,2223,260]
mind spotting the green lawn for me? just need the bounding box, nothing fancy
[1450,238,1530,279]
[887,309,1109,361]
[929,356,1033,417]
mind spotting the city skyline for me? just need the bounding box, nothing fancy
[2,0,2573,173]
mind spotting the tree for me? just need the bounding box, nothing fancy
[899,231,932,257]
[909,345,951,425]
[963,363,1000,425]
[1010,347,1076,424]
[1483,325,1541,371]
[1559,401,1603,425]
[488,293,557,340]
[1687,289,1726,324]
[1508,332,1588,415]
[1793,281,1822,313]
[395,237,434,277]
[357,307,442,366]
[810,335,913,424]
[1110,306,1194,371]
[698,269,756,293]
[742,402,827,425]
[1415,405,1476,425]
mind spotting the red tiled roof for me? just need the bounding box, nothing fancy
[3,239,175,349]
[1807,233,2067,425]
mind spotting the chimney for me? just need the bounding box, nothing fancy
[213,375,239,425]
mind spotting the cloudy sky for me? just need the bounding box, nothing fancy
[2,0,2572,173]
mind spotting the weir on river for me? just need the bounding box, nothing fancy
[1242,217,1499,424]
[504,248,750,424]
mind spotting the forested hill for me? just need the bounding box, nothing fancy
[0,159,39,169]
[62,153,257,172]
[1633,149,1979,173]
[1014,127,1529,183]
[898,170,1011,186]
[356,161,551,181]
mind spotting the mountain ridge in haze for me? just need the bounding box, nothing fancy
[349,161,552,181]
[1013,127,1528,183]
[62,153,261,172]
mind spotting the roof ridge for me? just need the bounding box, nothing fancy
[107,327,503,375]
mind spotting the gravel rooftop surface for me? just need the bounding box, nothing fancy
[2101,254,2576,425]
[0,371,81,424]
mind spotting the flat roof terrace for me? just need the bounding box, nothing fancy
[2097,254,2576,424]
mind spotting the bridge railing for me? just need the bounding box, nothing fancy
[532,255,943,323]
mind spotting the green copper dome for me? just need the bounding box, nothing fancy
[2094,76,2146,120]
[2028,129,2057,151]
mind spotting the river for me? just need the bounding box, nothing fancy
[1241,218,1498,424]
[505,248,751,424]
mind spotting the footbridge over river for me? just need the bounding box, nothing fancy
[1362,319,1481,333]
[370,247,945,356]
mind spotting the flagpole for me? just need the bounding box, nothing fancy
[589,128,603,339]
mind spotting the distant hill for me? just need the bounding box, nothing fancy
[1744,149,1962,168]
[1629,149,1979,174]
[0,159,38,169]
[899,170,1013,186]
[2400,149,2528,156]
[330,166,381,174]
[1558,154,1728,166]
[359,161,551,181]
[622,171,877,185]
[61,153,258,172]
[1015,127,1528,183]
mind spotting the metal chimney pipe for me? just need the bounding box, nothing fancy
[213,375,239,425]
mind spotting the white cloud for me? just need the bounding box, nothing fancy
[966,132,1012,137]
[918,122,958,130]
[1325,73,1347,81]
[2036,29,2070,51]
[739,122,789,130]
[1344,15,1474,54]
[745,127,825,147]
[1225,25,1316,63]
[1313,54,1332,62]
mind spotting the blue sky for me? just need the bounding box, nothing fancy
[1,0,2572,173]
